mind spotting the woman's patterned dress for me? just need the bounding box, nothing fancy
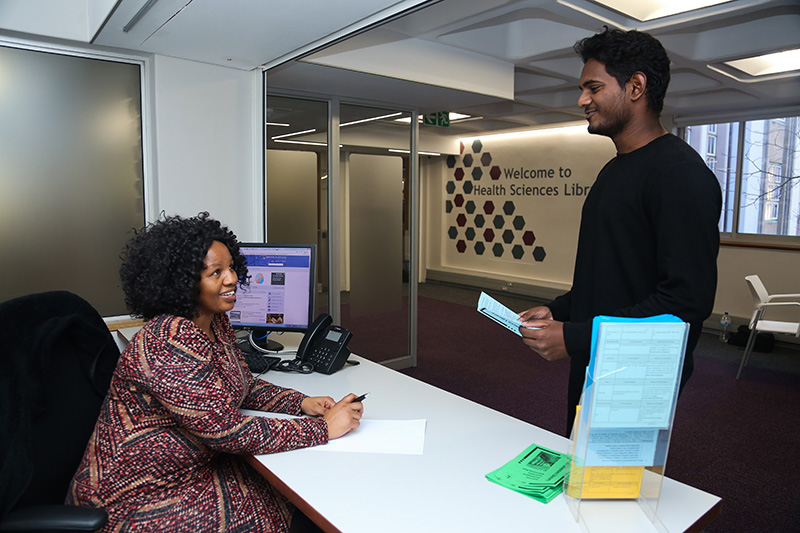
[67,313,328,532]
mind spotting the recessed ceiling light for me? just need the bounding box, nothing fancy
[724,49,800,77]
[388,149,441,156]
[590,0,733,22]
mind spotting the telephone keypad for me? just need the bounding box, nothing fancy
[309,345,335,367]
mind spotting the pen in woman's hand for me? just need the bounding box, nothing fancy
[352,393,368,403]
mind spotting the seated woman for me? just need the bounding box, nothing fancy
[67,213,362,532]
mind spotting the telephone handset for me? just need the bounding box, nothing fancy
[285,313,352,374]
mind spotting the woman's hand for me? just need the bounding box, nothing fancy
[324,393,363,439]
[301,396,335,417]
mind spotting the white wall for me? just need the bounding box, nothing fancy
[150,55,263,242]
[716,246,800,322]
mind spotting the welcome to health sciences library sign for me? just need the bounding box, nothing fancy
[444,133,613,265]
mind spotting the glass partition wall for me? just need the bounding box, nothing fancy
[265,96,329,316]
[265,93,418,368]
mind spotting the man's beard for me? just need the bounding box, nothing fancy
[587,97,632,138]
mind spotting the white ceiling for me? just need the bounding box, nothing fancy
[91,0,800,136]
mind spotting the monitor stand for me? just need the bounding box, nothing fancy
[250,334,284,352]
[236,329,284,353]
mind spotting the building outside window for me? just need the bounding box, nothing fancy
[683,116,800,240]
[706,134,716,157]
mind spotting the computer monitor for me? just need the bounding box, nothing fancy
[227,243,316,352]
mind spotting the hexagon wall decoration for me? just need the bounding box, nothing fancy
[444,140,549,265]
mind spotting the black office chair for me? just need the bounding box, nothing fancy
[0,291,120,532]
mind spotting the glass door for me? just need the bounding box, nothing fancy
[338,103,414,365]
[265,92,418,368]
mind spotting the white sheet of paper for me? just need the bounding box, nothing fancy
[240,409,426,455]
[308,419,426,455]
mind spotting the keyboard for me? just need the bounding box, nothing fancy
[243,352,281,374]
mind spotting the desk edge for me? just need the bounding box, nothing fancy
[684,498,723,533]
[244,455,341,533]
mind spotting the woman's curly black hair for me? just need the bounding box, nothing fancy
[574,26,671,116]
[120,212,249,320]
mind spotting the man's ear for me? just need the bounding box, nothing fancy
[628,72,647,102]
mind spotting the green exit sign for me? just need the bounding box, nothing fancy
[423,111,450,128]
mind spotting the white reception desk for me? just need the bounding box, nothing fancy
[246,353,721,533]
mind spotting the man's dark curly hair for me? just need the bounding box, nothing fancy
[120,212,248,320]
[574,26,670,116]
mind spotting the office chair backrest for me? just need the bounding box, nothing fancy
[0,291,120,518]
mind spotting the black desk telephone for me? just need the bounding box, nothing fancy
[279,313,352,374]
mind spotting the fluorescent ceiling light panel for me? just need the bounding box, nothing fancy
[725,49,800,77]
[273,139,327,147]
[459,123,586,142]
[388,149,441,156]
[395,113,472,124]
[271,128,316,140]
[590,0,733,21]
[341,112,403,127]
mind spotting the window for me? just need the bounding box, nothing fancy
[0,44,145,314]
[682,116,800,242]
[764,202,779,221]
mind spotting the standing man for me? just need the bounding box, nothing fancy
[519,27,721,436]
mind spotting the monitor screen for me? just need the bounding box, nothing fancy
[228,243,316,350]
